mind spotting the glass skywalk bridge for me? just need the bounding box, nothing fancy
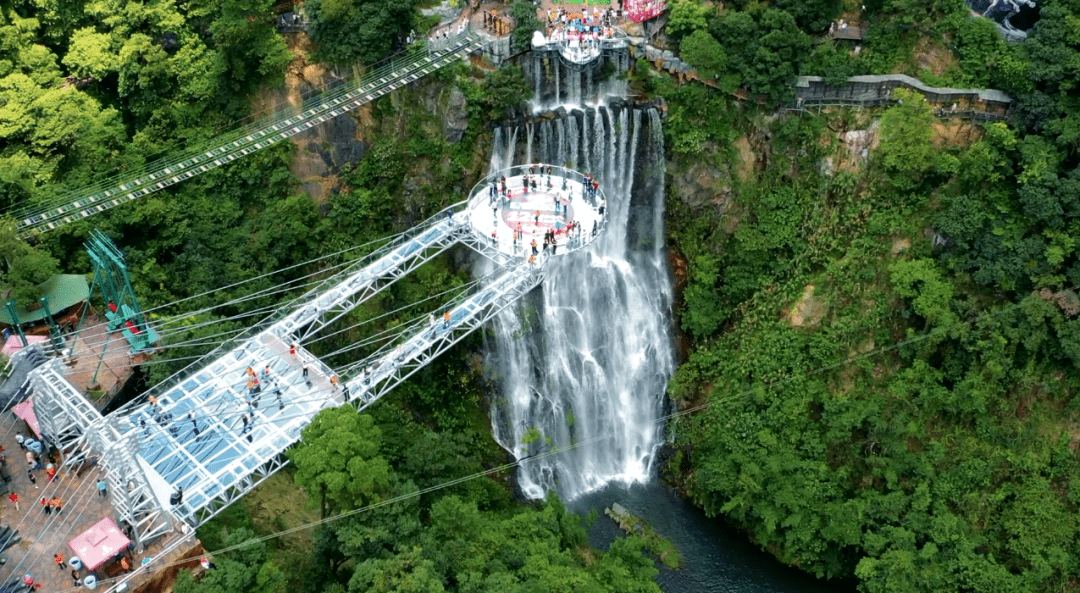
[17,165,606,590]
[11,30,484,236]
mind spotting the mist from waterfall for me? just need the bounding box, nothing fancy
[485,104,673,500]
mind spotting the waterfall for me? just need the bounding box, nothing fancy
[486,105,674,500]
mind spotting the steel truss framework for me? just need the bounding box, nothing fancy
[14,165,593,574]
[187,263,544,527]
[271,214,466,343]
[28,360,172,551]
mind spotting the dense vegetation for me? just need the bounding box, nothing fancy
[6,0,1080,591]
[665,0,1080,591]
[1,2,666,592]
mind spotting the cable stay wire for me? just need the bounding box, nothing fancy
[59,229,414,346]
[15,284,1051,592]
[6,37,463,220]
[62,270,484,376]
[59,273,485,400]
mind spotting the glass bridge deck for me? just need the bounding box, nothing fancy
[131,332,338,523]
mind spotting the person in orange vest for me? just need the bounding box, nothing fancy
[49,496,62,514]
[53,554,66,570]
[443,311,451,330]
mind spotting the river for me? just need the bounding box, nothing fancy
[572,482,851,593]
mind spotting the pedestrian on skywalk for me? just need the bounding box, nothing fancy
[331,375,340,392]
[443,311,451,330]
[290,343,297,357]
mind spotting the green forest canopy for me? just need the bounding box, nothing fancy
[665,0,1080,592]
[4,0,1080,591]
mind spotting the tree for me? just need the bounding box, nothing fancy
[0,219,60,306]
[508,1,542,53]
[349,547,445,593]
[667,0,712,44]
[287,407,391,518]
[307,0,418,66]
[679,29,727,81]
[773,0,841,32]
[480,65,531,118]
[62,27,119,80]
[876,88,959,191]
[889,258,957,327]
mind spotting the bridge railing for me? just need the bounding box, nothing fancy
[467,164,610,254]
[114,200,470,418]
[11,28,482,234]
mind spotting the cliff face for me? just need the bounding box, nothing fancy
[252,33,477,202]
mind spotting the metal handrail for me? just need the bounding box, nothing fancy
[13,29,483,235]
[466,164,609,256]
[113,200,470,418]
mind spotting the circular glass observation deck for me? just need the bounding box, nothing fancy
[532,27,629,66]
[467,164,608,261]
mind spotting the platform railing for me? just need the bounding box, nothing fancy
[112,199,471,419]
[466,164,609,257]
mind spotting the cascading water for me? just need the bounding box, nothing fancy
[486,104,674,500]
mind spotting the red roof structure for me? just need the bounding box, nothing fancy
[68,517,131,570]
[11,399,42,439]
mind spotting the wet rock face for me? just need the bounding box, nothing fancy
[443,86,469,144]
[669,157,733,213]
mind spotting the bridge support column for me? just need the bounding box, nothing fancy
[28,360,172,549]
[86,420,173,550]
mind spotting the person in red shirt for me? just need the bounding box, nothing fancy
[8,492,18,511]
[54,554,65,569]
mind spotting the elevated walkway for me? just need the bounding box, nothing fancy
[7,164,605,591]
[11,31,484,236]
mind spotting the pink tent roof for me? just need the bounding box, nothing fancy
[1,334,46,357]
[68,517,131,570]
[11,400,41,439]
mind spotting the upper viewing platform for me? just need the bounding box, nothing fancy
[467,165,607,262]
[532,6,628,66]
